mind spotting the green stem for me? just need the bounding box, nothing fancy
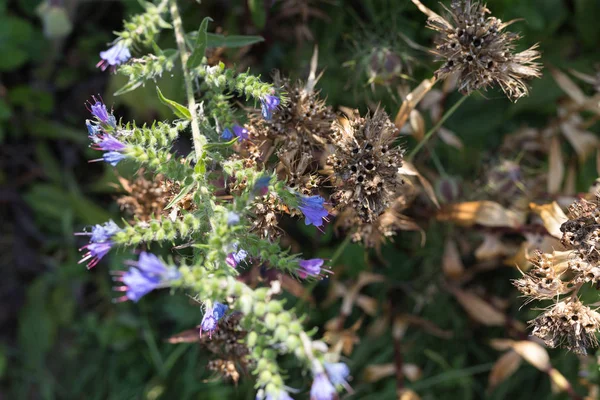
[169,0,206,162]
[407,95,468,161]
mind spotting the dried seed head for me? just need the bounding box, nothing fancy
[426,0,541,100]
[327,108,404,222]
[117,172,169,221]
[250,193,287,239]
[245,74,335,159]
[277,149,321,196]
[560,195,600,265]
[513,250,570,301]
[530,300,600,355]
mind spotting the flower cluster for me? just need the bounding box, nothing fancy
[515,195,600,354]
[76,220,121,269]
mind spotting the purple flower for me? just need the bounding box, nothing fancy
[97,40,131,72]
[297,258,327,279]
[310,373,336,400]
[297,195,328,228]
[87,97,117,128]
[233,125,249,141]
[200,302,228,338]
[261,94,280,120]
[86,120,101,137]
[78,241,113,269]
[92,134,127,152]
[254,175,271,196]
[113,252,180,302]
[324,362,350,387]
[76,220,122,269]
[221,127,234,140]
[226,248,248,268]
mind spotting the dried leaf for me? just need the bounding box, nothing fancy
[398,389,421,400]
[549,369,570,393]
[490,339,515,351]
[437,201,523,228]
[488,350,522,391]
[395,77,436,129]
[548,136,564,194]
[403,364,422,381]
[511,341,551,371]
[364,363,396,383]
[551,67,587,105]
[475,233,511,261]
[410,109,426,141]
[399,162,440,209]
[450,287,507,326]
[563,161,576,195]
[529,202,568,238]
[443,239,465,279]
[356,295,379,316]
[399,314,453,339]
[560,119,599,161]
[438,127,464,150]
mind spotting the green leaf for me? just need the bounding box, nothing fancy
[187,17,212,69]
[156,86,191,120]
[205,33,264,48]
[164,182,196,210]
[248,0,266,29]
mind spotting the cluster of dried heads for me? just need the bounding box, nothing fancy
[514,196,600,354]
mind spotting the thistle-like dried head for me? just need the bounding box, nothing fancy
[327,108,404,222]
[530,300,600,355]
[425,0,541,100]
[560,195,600,265]
[513,250,570,302]
[277,149,321,196]
[245,75,335,159]
[117,172,168,221]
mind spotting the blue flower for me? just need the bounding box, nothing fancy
[254,175,272,196]
[324,362,350,386]
[88,97,117,128]
[261,95,280,120]
[76,220,122,268]
[113,252,180,303]
[86,120,101,137]
[227,211,240,226]
[297,258,328,279]
[226,248,248,268]
[201,302,228,338]
[233,124,249,141]
[97,40,131,72]
[78,241,113,269]
[221,127,234,140]
[297,195,328,228]
[102,151,127,166]
[310,373,336,400]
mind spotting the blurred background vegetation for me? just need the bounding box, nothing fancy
[2,0,600,399]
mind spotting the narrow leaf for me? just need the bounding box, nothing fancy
[205,33,264,48]
[156,86,191,120]
[165,182,196,210]
[187,17,212,69]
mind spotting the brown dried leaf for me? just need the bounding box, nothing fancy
[364,363,396,383]
[399,314,453,339]
[438,127,464,150]
[529,202,568,238]
[395,77,436,129]
[166,328,200,343]
[399,162,440,209]
[490,339,515,351]
[443,239,465,279]
[560,119,599,161]
[488,350,522,391]
[450,287,507,326]
[410,109,425,141]
[511,341,551,371]
[563,161,576,195]
[475,233,511,261]
[548,135,564,194]
[398,389,421,400]
[551,67,587,105]
[356,295,379,316]
[549,369,570,393]
[437,201,523,228]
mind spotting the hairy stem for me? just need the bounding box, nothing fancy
[169,0,206,162]
[407,94,469,161]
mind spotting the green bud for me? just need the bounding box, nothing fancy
[288,321,302,334]
[246,331,258,348]
[267,301,283,314]
[274,326,288,342]
[253,302,266,317]
[285,335,299,349]
[264,313,277,330]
